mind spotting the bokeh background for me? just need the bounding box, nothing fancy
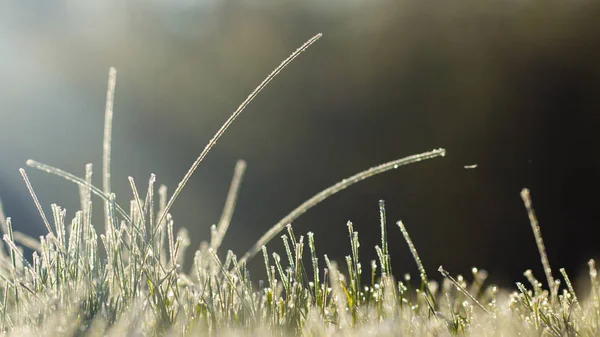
[1,0,600,288]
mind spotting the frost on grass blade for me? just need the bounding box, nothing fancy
[103,67,117,235]
[438,265,490,314]
[25,160,131,223]
[19,169,54,236]
[521,188,556,301]
[4,26,600,336]
[154,33,322,237]
[397,220,428,285]
[240,148,446,263]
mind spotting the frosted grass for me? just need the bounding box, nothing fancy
[0,33,596,337]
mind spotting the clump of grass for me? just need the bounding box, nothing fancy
[0,34,598,336]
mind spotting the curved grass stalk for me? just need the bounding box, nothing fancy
[239,148,446,264]
[25,160,131,223]
[153,33,322,238]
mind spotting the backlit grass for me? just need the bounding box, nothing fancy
[0,34,597,337]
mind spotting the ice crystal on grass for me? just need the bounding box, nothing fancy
[0,33,597,337]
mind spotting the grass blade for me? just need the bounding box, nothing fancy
[240,148,446,263]
[521,188,555,301]
[103,67,117,234]
[154,33,322,234]
[19,169,53,236]
[212,160,247,251]
[25,160,130,223]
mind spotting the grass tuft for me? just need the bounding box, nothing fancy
[1,34,597,336]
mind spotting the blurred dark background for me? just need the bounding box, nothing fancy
[1,0,599,288]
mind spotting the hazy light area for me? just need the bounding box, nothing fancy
[1,0,599,285]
